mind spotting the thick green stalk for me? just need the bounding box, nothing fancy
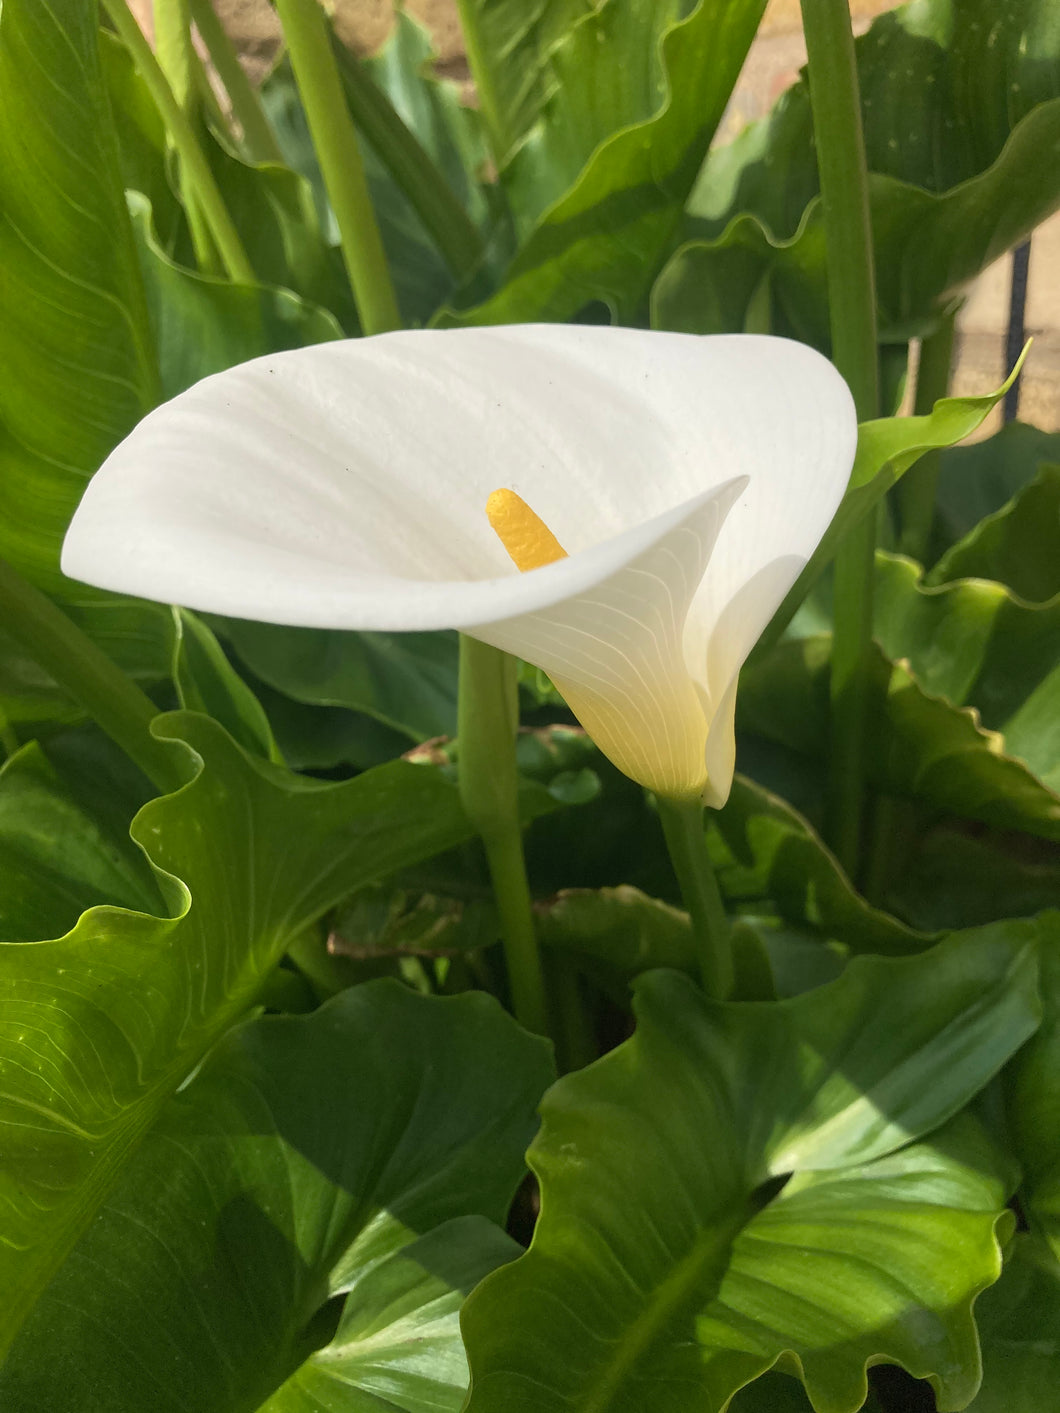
[800,0,880,878]
[0,559,184,795]
[657,797,733,1001]
[896,311,957,560]
[457,635,549,1036]
[274,0,401,334]
[336,42,485,281]
[187,0,285,163]
[102,0,254,283]
[154,0,221,274]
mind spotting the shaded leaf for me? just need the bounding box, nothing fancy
[1007,912,1060,1263]
[967,1237,1060,1411]
[172,607,279,761]
[0,712,541,1357]
[741,555,1060,841]
[215,618,460,744]
[932,422,1060,552]
[929,463,1060,604]
[0,731,162,942]
[1,982,551,1412]
[463,926,1039,1411]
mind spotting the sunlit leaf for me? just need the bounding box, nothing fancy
[0,712,550,1358]
[463,927,1039,1411]
[1,982,552,1412]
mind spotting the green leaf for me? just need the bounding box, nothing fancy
[752,380,1019,659]
[443,0,767,326]
[0,711,519,1358]
[967,1237,1060,1411]
[0,594,175,733]
[871,555,1060,797]
[930,463,1060,604]
[0,0,157,590]
[659,0,1060,342]
[1007,912,1060,1263]
[742,554,1060,841]
[711,776,929,958]
[887,825,1060,932]
[0,730,162,942]
[463,925,1040,1412]
[215,618,460,743]
[1,982,552,1412]
[130,193,343,400]
[172,608,280,761]
[263,19,491,330]
[932,422,1060,553]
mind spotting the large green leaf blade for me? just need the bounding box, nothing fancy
[0,982,552,1412]
[444,0,767,326]
[0,0,156,589]
[463,927,1040,1411]
[658,0,1060,343]
[0,712,538,1358]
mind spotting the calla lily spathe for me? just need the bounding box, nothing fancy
[61,326,857,804]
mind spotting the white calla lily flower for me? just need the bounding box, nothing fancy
[61,326,856,804]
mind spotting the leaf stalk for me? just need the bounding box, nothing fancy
[800,0,880,878]
[273,0,401,334]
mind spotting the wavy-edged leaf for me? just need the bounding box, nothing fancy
[130,194,343,400]
[443,0,767,325]
[753,380,1019,656]
[656,98,1060,345]
[966,1237,1060,1411]
[463,927,1039,1412]
[0,730,162,942]
[932,422,1060,555]
[0,0,157,590]
[0,712,550,1358]
[742,554,1060,840]
[659,0,1060,342]
[693,0,1060,238]
[1,982,552,1412]
[930,463,1060,603]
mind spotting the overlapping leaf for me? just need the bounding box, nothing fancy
[741,554,1060,840]
[1007,914,1060,1263]
[444,0,767,325]
[463,929,1039,1411]
[966,1237,1060,1411]
[655,0,1060,343]
[0,982,553,1412]
[0,712,554,1358]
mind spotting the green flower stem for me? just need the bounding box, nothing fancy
[337,45,485,281]
[0,559,184,796]
[186,0,284,164]
[657,796,733,1001]
[457,635,549,1036]
[897,310,957,560]
[800,0,880,879]
[273,0,401,335]
[102,0,254,284]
